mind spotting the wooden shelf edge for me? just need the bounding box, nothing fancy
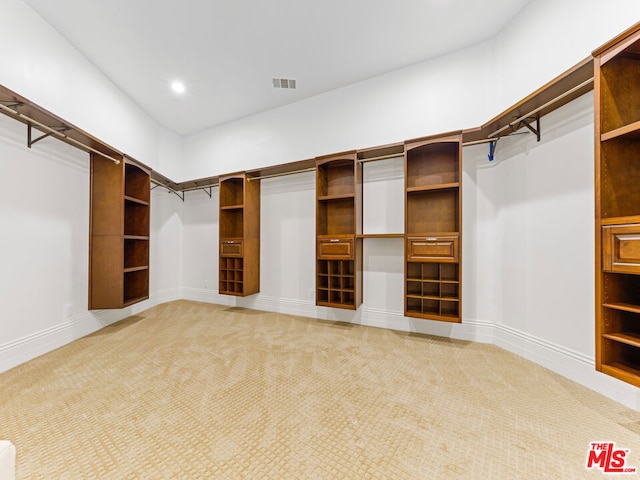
[124,266,149,273]
[124,195,150,206]
[316,301,357,310]
[124,235,149,240]
[357,233,404,239]
[601,363,640,388]
[600,215,640,226]
[405,311,461,323]
[603,332,640,348]
[601,120,640,141]
[406,183,459,193]
[317,193,355,201]
[122,295,149,308]
[462,57,594,144]
[406,294,459,302]
[603,303,640,314]
[220,204,244,210]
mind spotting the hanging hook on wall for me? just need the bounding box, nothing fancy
[488,138,499,161]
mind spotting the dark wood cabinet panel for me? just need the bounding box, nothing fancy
[602,224,640,273]
[317,236,355,260]
[89,155,150,309]
[407,235,459,263]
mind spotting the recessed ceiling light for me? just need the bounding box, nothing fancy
[171,81,186,94]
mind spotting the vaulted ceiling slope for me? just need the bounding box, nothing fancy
[23,0,531,136]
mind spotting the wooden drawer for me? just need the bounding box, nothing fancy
[220,239,243,257]
[317,236,354,260]
[603,224,640,273]
[407,235,458,262]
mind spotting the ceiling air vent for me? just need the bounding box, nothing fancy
[272,78,297,89]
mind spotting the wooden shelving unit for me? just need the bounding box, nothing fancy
[404,133,462,322]
[89,155,150,309]
[594,22,640,387]
[218,173,260,296]
[316,152,362,309]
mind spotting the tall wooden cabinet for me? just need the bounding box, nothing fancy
[89,154,150,309]
[594,24,640,387]
[315,152,363,309]
[219,172,260,296]
[404,133,462,322]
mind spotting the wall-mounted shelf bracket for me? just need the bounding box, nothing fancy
[27,123,68,148]
[0,101,23,109]
[152,181,184,201]
[513,116,541,142]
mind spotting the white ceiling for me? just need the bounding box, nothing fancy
[23,0,531,136]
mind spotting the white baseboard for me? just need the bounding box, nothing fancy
[0,309,123,373]
[0,288,183,373]
[4,287,640,411]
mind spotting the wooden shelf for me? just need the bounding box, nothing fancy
[356,233,404,239]
[124,235,149,241]
[220,204,244,210]
[124,266,149,274]
[603,332,640,348]
[601,363,640,389]
[601,120,640,141]
[462,57,594,143]
[406,183,459,193]
[123,295,149,308]
[124,195,150,206]
[600,215,640,226]
[603,303,640,314]
[318,193,355,201]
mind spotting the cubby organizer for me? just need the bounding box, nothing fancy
[218,172,260,297]
[315,152,362,309]
[404,133,462,322]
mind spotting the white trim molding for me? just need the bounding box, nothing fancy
[4,289,640,411]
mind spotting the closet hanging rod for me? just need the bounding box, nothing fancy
[247,167,316,181]
[488,77,594,139]
[462,132,528,147]
[181,182,219,192]
[358,152,404,163]
[0,102,121,164]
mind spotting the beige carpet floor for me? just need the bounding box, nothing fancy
[1,300,640,479]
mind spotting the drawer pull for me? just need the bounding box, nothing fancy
[330,239,340,243]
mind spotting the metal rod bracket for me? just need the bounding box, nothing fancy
[27,124,68,148]
[512,116,541,142]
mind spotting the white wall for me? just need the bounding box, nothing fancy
[4,0,640,412]
[177,1,640,411]
[182,41,494,181]
[0,112,184,372]
[0,0,184,177]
